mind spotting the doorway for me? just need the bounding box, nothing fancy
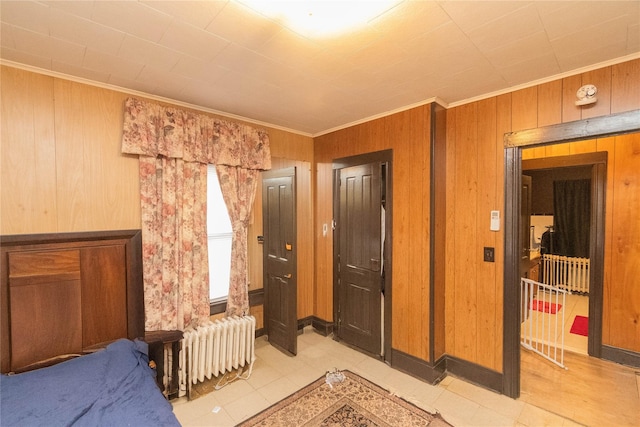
[333,150,392,361]
[523,161,596,357]
[502,110,640,398]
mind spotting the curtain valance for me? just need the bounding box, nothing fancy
[121,97,271,170]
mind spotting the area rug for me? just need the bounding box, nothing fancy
[530,299,562,314]
[570,315,589,336]
[238,370,451,427]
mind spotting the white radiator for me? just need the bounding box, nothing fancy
[542,254,590,294]
[178,315,256,398]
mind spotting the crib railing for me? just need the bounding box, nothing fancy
[541,254,589,294]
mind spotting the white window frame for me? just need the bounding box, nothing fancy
[207,165,233,302]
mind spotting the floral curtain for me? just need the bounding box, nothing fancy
[122,98,270,331]
[216,165,259,316]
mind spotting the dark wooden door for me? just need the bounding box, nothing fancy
[263,168,297,356]
[337,163,382,355]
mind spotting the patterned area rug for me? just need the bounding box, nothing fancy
[238,370,452,427]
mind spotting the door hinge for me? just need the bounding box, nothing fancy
[331,219,336,230]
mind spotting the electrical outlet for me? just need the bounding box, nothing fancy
[484,247,495,262]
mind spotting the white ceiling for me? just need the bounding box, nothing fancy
[1,1,639,136]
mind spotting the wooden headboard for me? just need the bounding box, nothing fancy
[1,230,144,374]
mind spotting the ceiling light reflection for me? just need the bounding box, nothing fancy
[237,0,402,38]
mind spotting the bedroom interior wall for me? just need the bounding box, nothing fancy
[314,105,434,363]
[445,58,640,372]
[0,65,314,331]
[2,58,638,374]
[0,66,140,234]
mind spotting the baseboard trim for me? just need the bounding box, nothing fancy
[445,355,503,394]
[297,316,314,335]
[601,345,640,368]
[390,349,503,393]
[311,316,334,336]
[391,348,446,384]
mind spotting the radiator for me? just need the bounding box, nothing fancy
[542,254,590,294]
[178,315,256,398]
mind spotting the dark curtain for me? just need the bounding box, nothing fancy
[553,179,590,257]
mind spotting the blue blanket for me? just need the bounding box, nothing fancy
[1,339,180,427]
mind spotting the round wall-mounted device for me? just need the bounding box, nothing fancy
[575,84,598,106]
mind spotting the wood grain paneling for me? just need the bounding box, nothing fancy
[475,98,499,369]
[54,80,140,231]
[581,67,612,119]
[0,66,139,234]
[314,162,334,321]
[607,133,640,351]
[611,59,640,113]
[314,105,433,361]
[562,74,583,123]
[0,67,57,233]
[511,86,538,132]
[537,80,563,127]
[446,59,640,372]
[452,103,479,363]
[494,93,511,371]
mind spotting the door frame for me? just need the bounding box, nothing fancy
[332,149,393,362]
[502,109,640,398]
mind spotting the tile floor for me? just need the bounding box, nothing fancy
[172,328,582,426]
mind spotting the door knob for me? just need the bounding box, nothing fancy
[284,273,292,279]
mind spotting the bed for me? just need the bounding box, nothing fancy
[0,230,180,426]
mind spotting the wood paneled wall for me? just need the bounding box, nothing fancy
[0,65,314,326]
[445,98,507,372]
[446,59,640,371]
[3,57,639,374]
[1,66,140,233]
[314,105,433,362]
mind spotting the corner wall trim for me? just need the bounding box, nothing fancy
[391,348,447,384]
[310,317,334,336]
[445,355,504,394]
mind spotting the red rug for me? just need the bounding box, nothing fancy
[531,299,562,314]
[570,315,589,336]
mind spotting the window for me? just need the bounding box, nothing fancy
[207,165,232,302]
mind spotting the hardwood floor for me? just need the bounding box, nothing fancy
[520,348,640,426]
